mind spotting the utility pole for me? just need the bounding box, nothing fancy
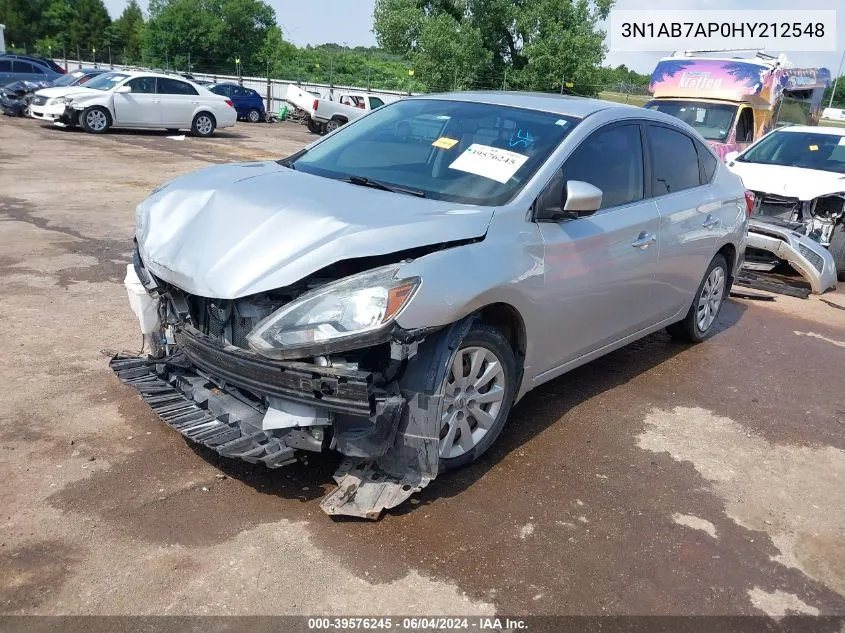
[502,67,508,90]
[188,52,191,73]
[829,48,845,108]
[76,44,81,69]
[92,47,96,68]
[560,76,565,94]
[165,49,168,70]
[62,44,67,72]
[108,45,112,69]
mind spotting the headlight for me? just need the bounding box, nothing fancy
[247,265,420,359]
[58,97,74,105]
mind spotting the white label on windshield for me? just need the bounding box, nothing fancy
[448,144,529,183]
[839,137,845,146]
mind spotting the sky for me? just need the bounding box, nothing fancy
[102,0,845,76]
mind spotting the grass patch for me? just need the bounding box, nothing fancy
[598,91,650,107]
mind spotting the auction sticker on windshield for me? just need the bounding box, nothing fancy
[449,144,529,183]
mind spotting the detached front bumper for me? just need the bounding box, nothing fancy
[746,219,838,294]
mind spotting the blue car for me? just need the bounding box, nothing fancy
[0,54,64,86]
[208,83,266,122]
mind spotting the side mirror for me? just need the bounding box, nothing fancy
[724,150,739,163]
[536,176,602,222]
[115,85,131,94]
[563,180,602,215]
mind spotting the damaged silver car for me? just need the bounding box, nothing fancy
[113,93,748,519]
[726,126,845,293]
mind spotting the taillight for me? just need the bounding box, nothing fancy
[744,191,755,217]
[313,99,319,111]
[225,99,234,108]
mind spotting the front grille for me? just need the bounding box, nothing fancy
[187,296,275,350]
[798,244,825,272]
[30,96,47,106]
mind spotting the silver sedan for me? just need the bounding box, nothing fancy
[115,92,749,518]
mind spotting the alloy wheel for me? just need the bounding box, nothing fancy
[439,346,507,459]
[86,109,107,131]
[196,115,213,135]
[696,266,725,332]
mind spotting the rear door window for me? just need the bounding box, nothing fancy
[0,59,12,72]
[563,123,644,209]
[14,61,43,74]
[695,140,718,184]
[648,125,702,195]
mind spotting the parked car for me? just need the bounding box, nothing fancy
[311,92,390,133]
[725,125,845,286]
[0,79,51,116]
[114,93,748,519]
[29,70,236,136]
[0,54,63,85]
[208,83,266,122]
[50,68,108,87]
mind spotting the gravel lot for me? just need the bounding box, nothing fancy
[1,115,844,620]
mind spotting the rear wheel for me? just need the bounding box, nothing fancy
[667,254,728,343]
[324,118,343,133]
[191,112,216,137]
[828,223,845,282]
[247,108,261,123]
[438,324,517,471]
[306,117,323,134]
[80,106,111,134]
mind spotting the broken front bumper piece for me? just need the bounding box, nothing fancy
[744,219,838,295]
[108,319,458,520]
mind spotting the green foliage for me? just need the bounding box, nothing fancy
[143,0,275,70]
[823,76,845,108]
[106,0,146,63]
[373,0,614,94]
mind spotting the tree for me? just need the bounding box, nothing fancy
[373,0,614,94]
[144,0,275,72]
[106,0,145,63]
[69,0,112,55]
[0,0,48,50]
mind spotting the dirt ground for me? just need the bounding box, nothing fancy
[1,115,844,620]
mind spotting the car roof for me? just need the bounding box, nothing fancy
[775,125,845,137]
[412,90,650,119]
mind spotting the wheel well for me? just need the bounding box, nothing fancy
[477,303,526,362]
[717,243,736,278]
[332,115,348,123]
[195,110,216,123]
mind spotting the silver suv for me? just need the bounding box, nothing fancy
[114,92,749,519]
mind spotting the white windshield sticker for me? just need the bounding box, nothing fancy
[839,136,845,146]
[448,144,529,183]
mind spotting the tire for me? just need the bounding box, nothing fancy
[306,117,322,134]
[325,118,344,133]
[80,106,111,134]
[437,324,518,471]
[247,108,261,123]
[191,112,216,137]
[667,253,728,343]
[828,223,845,282]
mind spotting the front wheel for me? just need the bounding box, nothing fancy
[191,112,216,137]
[828,223,845,282]
[667,253,728,343]
[438,324,518,471]
[80,106,111,134]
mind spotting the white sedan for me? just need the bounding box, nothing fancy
[29,70,237,136]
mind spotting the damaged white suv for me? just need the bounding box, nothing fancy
[114,93,748,518]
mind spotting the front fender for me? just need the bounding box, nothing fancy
[395,220,543,383]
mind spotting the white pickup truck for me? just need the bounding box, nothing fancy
[311,93,390,134]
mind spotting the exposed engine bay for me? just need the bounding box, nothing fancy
[741,191,844,295]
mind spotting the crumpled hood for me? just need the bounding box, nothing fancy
[136,161,494,298]
[727,161,845,200]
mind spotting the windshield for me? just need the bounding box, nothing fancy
[51,72,82,87]
[291,98,579,205]
[646,100,737,142]
[739,130,845,174]
[83,72,129,91]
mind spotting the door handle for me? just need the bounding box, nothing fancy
[151,99,160,104]
[191,101,199,105]
[702,215,720,229]
[631,232,656,249]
